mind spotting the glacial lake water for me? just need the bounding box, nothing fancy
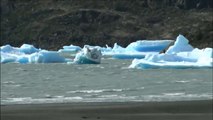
[1,59,212,104]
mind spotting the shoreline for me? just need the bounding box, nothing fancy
[1,100,212,120]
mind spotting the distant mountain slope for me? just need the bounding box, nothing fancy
[1,0,212,50]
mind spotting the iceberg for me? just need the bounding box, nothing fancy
[58,45,81,54]
[19,44,39,54]
[126,40,173,52]
[1,44,30,64]
[129,35,213,69]
[28,50,65,63]
[73,46,102,64]
[1,44,17,53]
[1,44,39,54]
[1,45,65,64]
[103,40,173,59]
[166,35,193,54]
[1,52,19,63]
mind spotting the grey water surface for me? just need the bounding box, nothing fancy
[1,59,212,104]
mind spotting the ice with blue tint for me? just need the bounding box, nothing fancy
[129,35,213,69]
[166,35,193,54]
[73,46,102,64]
[126,40,173,52]
[28,50,65,63]
[1,45,17,53]
[102,41,172,59]
[1,45,65,64]
[1,44,39,54]
[1,52,19,63]
[1,45,28,63]
[58,44,82,54]
[19,44,39,54]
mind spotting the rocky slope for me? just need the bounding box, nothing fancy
[1,0,213,50]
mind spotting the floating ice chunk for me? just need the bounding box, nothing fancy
[1,44,66,64]
[58,44,82,57]
[16,56,29,64]
[0,52,17,63]
[100,45,112,53]
[19,44,39,54]
[112,53,146,59]
[129,49,213,69]
[1,45,14,53]
[0,44,21,54]
[28,50,65,63]
[129,35,213,69]
[112,52,158,59]
[63,45,81,51]
[1,44,39,54]
[129,58,212,69]
[73,46,102,64]
[103,40,173,59]
[166,35,193,54]
[126,40,173,52]
[112,43,125,53]
[201,48,213,58]
[101,43,125,57]
[58,44,81,53]
[143,53,197,63]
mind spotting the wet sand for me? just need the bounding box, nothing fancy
[1,100,212,120]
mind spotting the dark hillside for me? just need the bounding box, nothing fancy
[1,0,213,50]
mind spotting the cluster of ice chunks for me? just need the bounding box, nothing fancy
[1,35,212,69]
[129,35,213,69]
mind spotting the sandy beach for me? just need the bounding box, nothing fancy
[1,100,212,120]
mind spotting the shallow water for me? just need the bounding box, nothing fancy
[1,59,212,104]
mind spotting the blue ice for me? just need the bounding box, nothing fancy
[1,44,65,64]
[129,35,213,69]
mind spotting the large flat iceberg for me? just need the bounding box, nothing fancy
[102,40,173,59]
[126,40,173,52]
[58,44,82,57]
[129,35,213,69]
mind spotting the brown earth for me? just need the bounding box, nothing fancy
[1,0,213,50]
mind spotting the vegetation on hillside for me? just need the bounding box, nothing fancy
[1,0,212,50]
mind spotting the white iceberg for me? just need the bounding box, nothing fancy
[73,46,102,64]
[166,35,194,54]
[129,35,213,69]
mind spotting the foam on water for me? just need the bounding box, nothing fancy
[66,87,145,94]
[1,59,212,105]
[2,96,83,104]
[2,93,212,105]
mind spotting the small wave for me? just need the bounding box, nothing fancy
[66,87,144,94]
[67,90,104,94]
[175,80,190,83]
[2,96,83,104]
[2,81,21,87]
[3,81,16,84]
[137,93,213,102]
[15,68,27,71]
[163,92,185,96]
[95,65,105,69]
[1,93,212,105]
